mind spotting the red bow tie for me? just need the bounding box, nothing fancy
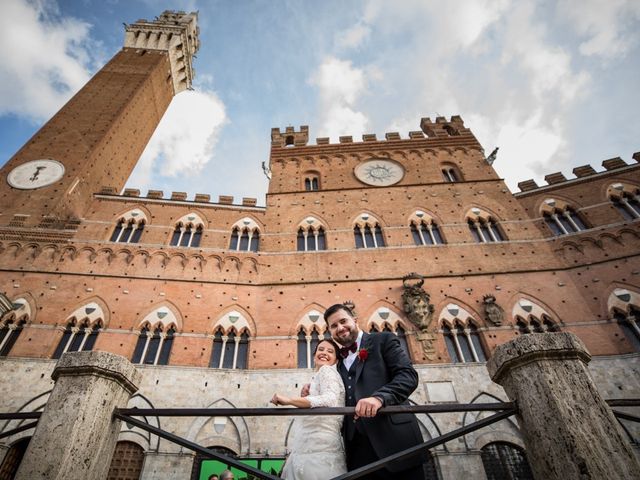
[339,343,357,358]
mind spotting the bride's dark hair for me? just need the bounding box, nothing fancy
[313,338,340,355]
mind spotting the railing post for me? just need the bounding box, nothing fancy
[15,351,141,480]
[487,332,640,479]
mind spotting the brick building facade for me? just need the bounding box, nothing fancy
[1,11,639,480]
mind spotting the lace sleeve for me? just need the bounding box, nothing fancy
[307,365,344,408]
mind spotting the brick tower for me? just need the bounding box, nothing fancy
[0,11,199,227]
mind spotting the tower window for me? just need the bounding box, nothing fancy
[209,328,250,369]
[609,187,640,221]
[229,226,260,252]
[52,320,101,359]
[354,220,386,249]
[410,220,445,245]
[543,207,587,236]
[297,226,327,251]
[615,308,640,351]
[131,324,175,366]
[468,217,505,243]
[442,168,460,182]
[170,223,203,247]
[304,174,320,191]
[443,322,486,363]
[0,318,26,357]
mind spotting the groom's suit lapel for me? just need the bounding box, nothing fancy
[354,331,370,383]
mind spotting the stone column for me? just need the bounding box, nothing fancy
[15,351,141,480]
[487,332,640,479]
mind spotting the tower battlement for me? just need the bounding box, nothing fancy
[270,116,478,150]
[124,10,199,93]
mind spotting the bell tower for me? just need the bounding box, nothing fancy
[0,11,199,227]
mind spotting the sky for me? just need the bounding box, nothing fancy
[1,0,639,206]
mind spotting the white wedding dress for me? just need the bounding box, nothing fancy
[281,364,347,480]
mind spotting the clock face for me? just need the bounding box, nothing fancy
[354,158,404,186]
[7,159,65,190]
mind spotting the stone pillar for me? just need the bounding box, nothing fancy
[487,333,640,479]
[15,351,141,480]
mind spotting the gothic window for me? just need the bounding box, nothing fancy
[229,218,260,252]
[367,308,412,360]
[209,328,250,369]
[52,319,101,359]
[304,173,320,191]
[440,305,487,364]
[468,217,505,243]
[110,209,147,244]
[170,214,205,247]
[540,199,587,236]
[297,217,327,251]
[615,307,640,351]
[296,326,331,368]
[409,211,445,245]
[441,164,462,182]
[0,437,31,479]
[131,324,175,365]
[608,184,640,221]
[512,299,559,334]
[0,318,26,356]
[354,214,386,249]
[481,442,534,480]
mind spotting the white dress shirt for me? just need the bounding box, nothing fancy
[343,330,363,371]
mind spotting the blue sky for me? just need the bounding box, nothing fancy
[1,0,639,206]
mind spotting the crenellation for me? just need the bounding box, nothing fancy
[409,131,424,139]
[242,197,257,207]
[218,195,234,204]
[147,190,163,199]
[633,151,640,162]
[544,172,566,184]
[316,137,330,145]
[271,126,309,147]
[170,191,187,201]
[518,179,539,191]
[339,136,353,143]
[362,133,377,142]
[385,132,401,140]
[602,157,627,170]
[123,189,140,197]
[572,165,596,178]
[194,193,210,203]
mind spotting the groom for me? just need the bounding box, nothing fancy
[323,303,426,479]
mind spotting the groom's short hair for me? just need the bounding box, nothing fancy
[324,303,354,322]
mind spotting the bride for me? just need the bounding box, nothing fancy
[271,339,347,480]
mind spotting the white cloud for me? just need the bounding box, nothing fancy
[127,89,227,189]
[335,23,371,50]
[557,0,640,58]
[309,56,369,139]
[0,0,94,121]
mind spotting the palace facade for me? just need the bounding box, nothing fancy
[1,10,639,480]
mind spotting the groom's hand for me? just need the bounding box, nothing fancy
[354,396,383,419]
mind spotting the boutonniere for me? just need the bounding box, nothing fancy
[357,347,369,362]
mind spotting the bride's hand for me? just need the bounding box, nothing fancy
[271,393,289,405]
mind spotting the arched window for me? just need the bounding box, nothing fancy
[366,308,412,361]
[608,184,640,221]
[615,307,640,351]
[229,218,260,252]
[297,218,327,251]
[304,174,320,191]
[441,165,462,182]
[541,199,587,236]
[52,319,101,359]
[0,318,26,356]
[131,324,174,365]
[467,210,505,243]
[440,306,487,364]
[109,209,147,244]
[209,328,250,370]
[354,214,386,249]
[409,211,445,246]
[481,442,534,480]
[170,224,203,247]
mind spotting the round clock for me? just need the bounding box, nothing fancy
[354,158,404,186]
[7,159,65,190]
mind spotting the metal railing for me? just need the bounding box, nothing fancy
[1,399,638,480]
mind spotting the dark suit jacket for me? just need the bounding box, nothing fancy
[338,331,424,471]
